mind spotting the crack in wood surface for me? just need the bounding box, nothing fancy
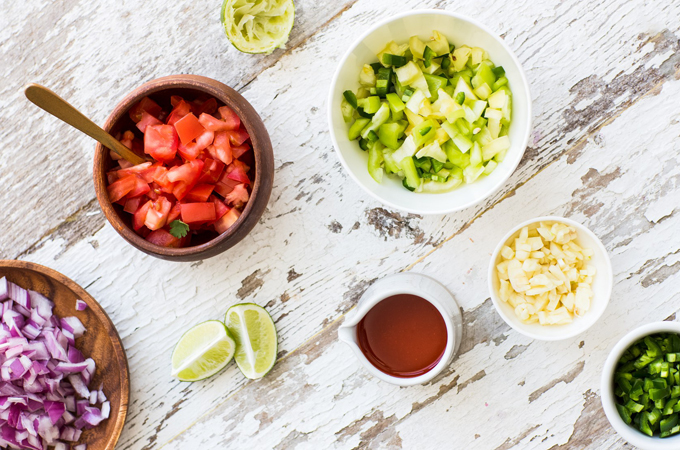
[528,361,586,403]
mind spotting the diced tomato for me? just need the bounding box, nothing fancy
[213,177,241,197]
[168,160,204,200]
[198,113,237,132]
[167,202,181,223]
[218,106,241,130]
[118,159,134,169]
[228,159,250,174]
[107,171,118,185]
[107,174,140,203]
[179,130,215,160]
[109,94,250,248]
[145,196,173,230]
[167,159,204,185]
[116,162,152,179]
[232,143,250,159]
[211,195,229,220]
[136,111,162,133]
[133,200,152,230]
[193,97,218,116]
[214,208,241,234]
[167,99,192,126]
[225,184,249,207]
[177,142,197,161]
[140,162,165,183]
[126,176,151,198]
[144,125,179,162]
[198,158,225,184]
[121,132,134,150]
[170,95,184,108]
[129,97,162,123]
[124,196,144,214]
[185,184,215,202]
[226,128,250,146]
[146,229,182,248]
[147,186,159,200]
[210,132,233,165]
[180,202,216,223]
[226,166,250,185]
[174,113,206,145]
[137,226,151,238]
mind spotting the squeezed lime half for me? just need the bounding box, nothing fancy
[221,0,295,54]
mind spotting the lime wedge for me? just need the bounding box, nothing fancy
[171,320,236,382]
[221,0,295,54]
[225,303,278,379]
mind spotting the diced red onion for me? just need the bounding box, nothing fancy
[0,277,8,302]
[60,317,85,338]
[0,280,108,450]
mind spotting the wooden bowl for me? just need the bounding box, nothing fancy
[0,260,129,450]
[93,75,275,262]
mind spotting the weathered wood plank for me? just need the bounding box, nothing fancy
[163,67,680,449]
[0,0,358,259]
[3,0,680,448]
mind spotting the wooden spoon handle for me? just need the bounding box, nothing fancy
[24,83,146,165]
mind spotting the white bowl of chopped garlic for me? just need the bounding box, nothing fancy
[488,216,613,340]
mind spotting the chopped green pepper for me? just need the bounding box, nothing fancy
[615,333,680,438]
[423,45,436,68]
[343,90,358,109]
[348,118,371,141]
[381,53,408,68]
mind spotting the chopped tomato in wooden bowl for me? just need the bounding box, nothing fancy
[92,75,274,262]
[106,94,255,249]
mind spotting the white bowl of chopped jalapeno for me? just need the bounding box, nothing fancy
[602,322,680,449]
[328,9,532,214]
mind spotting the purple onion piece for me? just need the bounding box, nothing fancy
[0,278,8,302]
[0,281,108,449]
[75,300,88,311]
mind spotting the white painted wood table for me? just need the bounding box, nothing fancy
[2,0,680,448]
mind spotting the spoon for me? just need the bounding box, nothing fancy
[24,83,146,165]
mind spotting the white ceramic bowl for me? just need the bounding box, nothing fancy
[602,322,680,449]
[488,216,613,340]
[337,272,463,386]
[327,9,532,214]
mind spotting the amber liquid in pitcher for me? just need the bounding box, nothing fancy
[356,294,447,378]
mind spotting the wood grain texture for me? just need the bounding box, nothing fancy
[2,0,680,448]
[0,260,129,450]
[0,0,358,259]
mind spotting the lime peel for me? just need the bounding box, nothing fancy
[221,0,295,54]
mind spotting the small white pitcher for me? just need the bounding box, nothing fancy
[338,272,463,386]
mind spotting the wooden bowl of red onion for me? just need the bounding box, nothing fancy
[0,260,129,450]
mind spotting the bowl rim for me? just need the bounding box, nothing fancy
[601,322,680,449]
[0,260,129,449]
[326,9,533,215]
[487,215,613,341]
[93,74,273,259]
